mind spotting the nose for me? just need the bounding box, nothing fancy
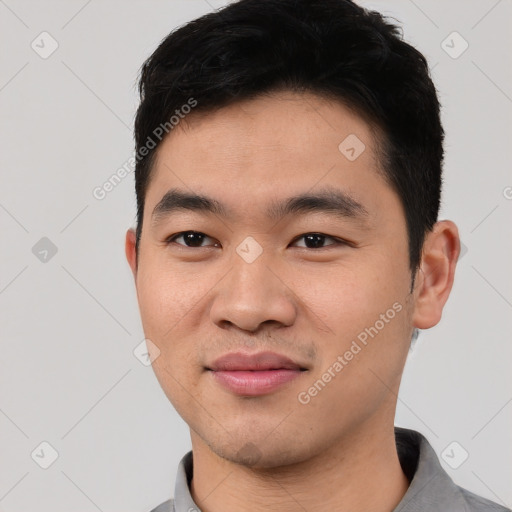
[209,252,297,333]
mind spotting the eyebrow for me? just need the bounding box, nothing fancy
[151,187,369,226]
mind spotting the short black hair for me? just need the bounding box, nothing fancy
[133,0,443,273]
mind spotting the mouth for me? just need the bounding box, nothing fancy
[206,351,308,396]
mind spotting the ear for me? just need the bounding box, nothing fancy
[125,228,138,278]
[412,220,460,329]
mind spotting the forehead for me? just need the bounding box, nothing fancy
[144,90,388,217]
[164,90,380,164]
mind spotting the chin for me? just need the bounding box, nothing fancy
[205,434,314,470]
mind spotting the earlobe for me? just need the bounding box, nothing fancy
[412,220,460,329]
[125,228,138,278]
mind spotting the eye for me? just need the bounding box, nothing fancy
[290,233,343,249]
[165,231,347,250]
[166,231,220,248]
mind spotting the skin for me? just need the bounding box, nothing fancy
[125,91,460,512]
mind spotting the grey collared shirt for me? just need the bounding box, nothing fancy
[150,428,510,512]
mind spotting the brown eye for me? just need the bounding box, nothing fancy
[291,233,339,249]
[167,231,219,248]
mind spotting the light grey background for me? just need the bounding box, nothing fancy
[0,0,511,511]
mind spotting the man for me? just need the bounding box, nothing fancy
[125,0,509,511]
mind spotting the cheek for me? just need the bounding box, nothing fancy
[292,254,412,393]
[292,260,404,337]
[135,255,215,376]
[136,256,200,336]
[137,260,206,408]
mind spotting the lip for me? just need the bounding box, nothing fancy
[208,351,305,372]
[206,351,307,396]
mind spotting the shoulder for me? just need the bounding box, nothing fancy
[459,487,511,512]
[394,428,510,512]
[148,498,174,512]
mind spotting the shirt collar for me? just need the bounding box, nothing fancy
[392,427,468,511]
[167,427,469,512]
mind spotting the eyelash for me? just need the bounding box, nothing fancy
[164,231,349,250]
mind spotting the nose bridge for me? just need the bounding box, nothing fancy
[209,246,297,332]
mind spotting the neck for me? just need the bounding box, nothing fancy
[189,422,409,512]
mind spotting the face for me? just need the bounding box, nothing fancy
[127,91,419,468]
